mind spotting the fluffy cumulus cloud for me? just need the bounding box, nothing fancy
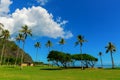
[0,0,12,16]
[36,0,48,6]
[0,0,73,39]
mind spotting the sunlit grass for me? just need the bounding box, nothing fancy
[0,66,120,80]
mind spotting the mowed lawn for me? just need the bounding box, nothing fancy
[0,66,120,80]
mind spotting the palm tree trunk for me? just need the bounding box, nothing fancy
[110,52,114,68]
[48,46,51,54]
[3,52,6,65]
[0,42,5,65]
[7,57,9,66]
[80,45,83,70]
[21,41,25,69]
[61,45,63,52]
[100,56,103,68]
[48,47,50,66]
[36,48,38,62]
[15,43,20,66]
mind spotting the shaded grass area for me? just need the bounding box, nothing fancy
[0,66,120,80]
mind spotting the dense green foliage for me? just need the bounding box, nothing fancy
[72,54,98,68]
[47,50,98,68]
[47,50,71,67]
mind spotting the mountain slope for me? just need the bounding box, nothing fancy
[0,39,33,64]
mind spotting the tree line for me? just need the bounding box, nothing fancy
[0,23,117,69]
[47,50,98,68]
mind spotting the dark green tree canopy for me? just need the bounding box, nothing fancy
[47,50,71,67]
[47,51,98,68]
[72,54,98,61]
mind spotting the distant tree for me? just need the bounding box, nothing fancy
[19,25,32,68]
[46,40,53,53]
[105,42,116,69]
[14,33,24,65]
[75,35,87,69]
[34,42,41,62]
[59,38,65,51]
[0,29,10,65]
[99,52,103,68]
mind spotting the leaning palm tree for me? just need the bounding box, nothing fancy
[14,33,24,65]
[19,25,32,67]
[34,42,41,62]
[46,40,53,53]
[75,35,87,69]
[59,38,65,51]
[105,42,116,69]
[99,52,103,68]
[0,29,10,65]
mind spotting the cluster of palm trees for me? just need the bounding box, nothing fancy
[37,34,116,69]
[0,23,32,67]
[0,23,117,69]
[75,35,116,69]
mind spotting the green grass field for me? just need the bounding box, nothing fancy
[0,66,120,80]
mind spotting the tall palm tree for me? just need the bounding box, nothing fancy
[46,40,52,66]
[46,40,53,53]
[99,52,103,68]
[34,42,41,62]
[19,25,32,67]
[14,33,24,65]
[75,35,87,69]
[105,42,116,69]
[0,29,10,65]
[59,38,65,51]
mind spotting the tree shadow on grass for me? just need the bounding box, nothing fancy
[40,68,63,70]
[104,67,120,70]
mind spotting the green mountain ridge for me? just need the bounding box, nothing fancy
[0,39,33,64]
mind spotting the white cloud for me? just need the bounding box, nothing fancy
[0,6,73,39]
[36,0,48,6]
[0,0,12,16]
[56,17,68,27]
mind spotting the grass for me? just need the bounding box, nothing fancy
[0,66,120,80]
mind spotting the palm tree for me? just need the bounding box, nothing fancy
[75,35,87,69]
[99,52,103,68]
[34,42,41,62]
[0,29,10,65]
[46,40,53,66]
[59,38,65,51]
[105,42,116,69]
[19,25,32,67]
[46,40,53,53]
[14,33,24,65]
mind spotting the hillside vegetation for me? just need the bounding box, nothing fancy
[0,39,33,64]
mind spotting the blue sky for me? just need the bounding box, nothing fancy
[1,0,120,66]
